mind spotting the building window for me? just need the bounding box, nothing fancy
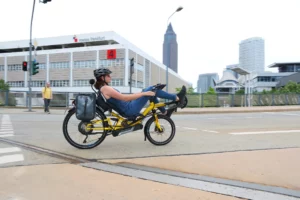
[50,62,69,69]
[7,64,22,71]
[31,80,46,87]
[137,81,144,88]
[73,80,91,87]
[257,76,280,82]
[111,79,124,86]
[7,81,24,87]
[99,58,124,68]
[73,60,96,68]
[39,63,47,70]
[0,65,4,71]
[50,80,69,87]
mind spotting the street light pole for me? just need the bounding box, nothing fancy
[28,0,51,112]
[28,0,36,112]
[165,6,183,93]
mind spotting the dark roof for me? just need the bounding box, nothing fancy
[276,72,300,87]
[268,62,300,68]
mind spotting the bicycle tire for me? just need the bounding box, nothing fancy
[144,114,176,146]
[62,108,108,149]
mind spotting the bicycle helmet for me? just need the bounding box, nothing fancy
[94,68,112,79]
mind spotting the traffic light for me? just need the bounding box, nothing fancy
[31,59,39,75]
[22,61,28,71]
[130,58,134,74]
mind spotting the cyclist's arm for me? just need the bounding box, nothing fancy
[102,86,153,102]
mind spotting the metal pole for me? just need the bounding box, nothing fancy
[165,10,177,94]
[28,0,36,112]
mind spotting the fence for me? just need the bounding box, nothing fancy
[1,90,300,108]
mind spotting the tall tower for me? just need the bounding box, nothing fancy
[239,37,265,73]
[163,23,178,73]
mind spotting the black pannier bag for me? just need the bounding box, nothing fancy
[75,93,96,121]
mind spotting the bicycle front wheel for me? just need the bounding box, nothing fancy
[144,114,176,146]
[62,108,108,149]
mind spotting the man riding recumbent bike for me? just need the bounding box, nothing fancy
[62,68,188,149]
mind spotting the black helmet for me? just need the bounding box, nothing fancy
[94,68,112,79]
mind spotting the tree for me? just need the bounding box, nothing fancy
[206,87,216,94]
[235,89,245,95]
[0,79,9,91]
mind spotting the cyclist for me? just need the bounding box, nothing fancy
[93,68,186,118]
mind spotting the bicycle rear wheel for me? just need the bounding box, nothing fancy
[62,108,108,149]
[144,114,176,145]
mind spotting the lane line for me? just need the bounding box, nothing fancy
[182,127,197,130]
[229,130,300,135]
[202,130,219,133]
[0,147,21,154]
[0,154,24,165]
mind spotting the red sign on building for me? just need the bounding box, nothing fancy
[107,49,116,59]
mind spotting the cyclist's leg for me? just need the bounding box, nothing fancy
[145,86,177,113]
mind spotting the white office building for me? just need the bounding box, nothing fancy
[239,37,265,73]
[0,31,191,94]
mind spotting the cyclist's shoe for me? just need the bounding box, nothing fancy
[177,85,187,108]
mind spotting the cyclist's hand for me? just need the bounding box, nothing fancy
[143,91,155,96]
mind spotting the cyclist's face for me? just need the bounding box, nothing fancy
[105,74,111,83]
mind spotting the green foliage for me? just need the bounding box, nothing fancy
[235,89,245,95]
[0,79,9,91]
[206,87,216,94]
[0,79,16,106]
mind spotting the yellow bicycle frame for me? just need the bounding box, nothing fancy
[85,101,167,132]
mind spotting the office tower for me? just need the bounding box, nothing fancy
[163,23,178,73]
[239,37,265,73]
[197,73,219,93]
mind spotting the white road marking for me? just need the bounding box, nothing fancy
[182,127,197,130]
[262,112,300,116]
[202,130,219,133]
[229,130,300,135]
[0,147,21,154]
[0,114,14,137]
[0,154,24,164]
[280,113,300,116]
[0,134,14,137]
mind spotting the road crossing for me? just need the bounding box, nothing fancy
[0,114,14,137]
[0,114,24,165]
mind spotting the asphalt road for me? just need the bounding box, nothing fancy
[0,111,299,166]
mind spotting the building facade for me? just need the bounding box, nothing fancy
[0,31,190,94]
[197,73,219,93]
[163,23,178,73]
[239,37,265,73]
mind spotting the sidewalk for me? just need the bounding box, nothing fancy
[104,148,300,191]
[1,105,300,115]
[0,163,241,200]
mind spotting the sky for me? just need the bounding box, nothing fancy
[1,0,300,88]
